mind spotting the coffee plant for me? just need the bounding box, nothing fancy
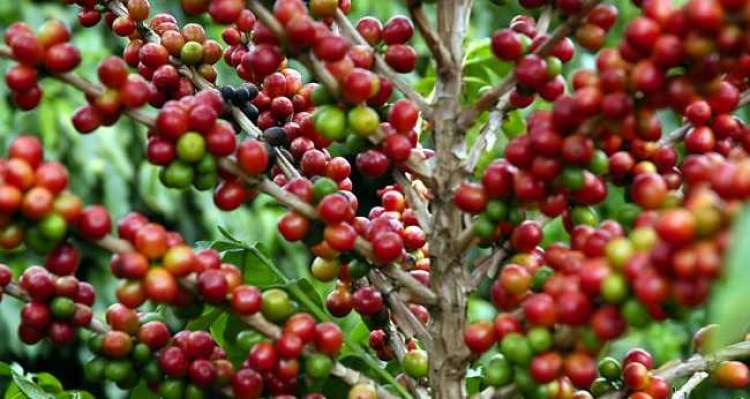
[3,0,750,398]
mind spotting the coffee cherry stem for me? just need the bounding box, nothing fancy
[468,245,510,291]
[672,371,709,399]
[369,270,433,347]
[393,170,432,233]
[405,0,452,76]
[456,0,604,129]
[535,5,554,36]
[383,320,432,399]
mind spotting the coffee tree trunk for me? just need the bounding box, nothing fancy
[428,1,474,397]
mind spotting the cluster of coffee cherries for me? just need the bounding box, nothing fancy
[457,148,606,244]
[249,70,316,132]
[233,314,345,397]
[84,309,169,390]
[311,95,421,173]
[356,15,418,74]
[591,349,669,399]
[490,15,576,106]
[148,89,237,191]
[556,0,750,182]
[116,14,213,103]
[148,20,222,83]
[465,310,598,396]
[320,186,430,321]
[4,20,81,109]
[112,212,245,309]
[17,265,95,345]
[0,136,113,252]
[72,55,154,133]
[154,329,234,398]
[461,172,746,396]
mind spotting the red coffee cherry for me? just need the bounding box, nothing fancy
[315,322,343,355]
[232,285,263,315]
[198,269,230,303]
[102,330,134,358]
[77,206,112,239]
[353,286,384,316]
[284,313,317,343]
[160,346,189,377]
[276,333,304,359]
[464,320,496,353]
[233,368,264,399]
[454,182,487,214]
[138,321,171,350]
[530,352,563,383]
[510,221,542,252]
[382,16,413,45]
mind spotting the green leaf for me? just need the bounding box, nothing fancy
[10,370,54,399]
[0,362,11,377]
[4,383,24,399]
[31,374,62,394]
[708,205,750,350]
[185,307,224,331]
[216,226,242,243]
[285,278,325,313]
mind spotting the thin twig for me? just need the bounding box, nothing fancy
[383,263,437,305]
[94,234,135,254]
[672,371,709,399]
[462,92,510,173]
[384,321,432,399]
[392,171,432,234]
[406,0,453,75]
[472,385,516,399]
[369,269,434,349]
[468,246,508,290]
[536,6,555,35]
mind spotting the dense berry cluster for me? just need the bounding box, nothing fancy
[356,15,418,74]
[0,136,113,252]
[232,315,344,397]
[18,266,95,345]
[73,55,154,133]
[148,89,237,191]
[4,21,81,109]
[590,349,670,398]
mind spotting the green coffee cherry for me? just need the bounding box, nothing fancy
[305,353,333,379]
[50,297,76,319]
[176,132,207,163]
[483,355,513,387]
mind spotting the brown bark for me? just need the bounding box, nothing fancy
[427,0,474,397]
